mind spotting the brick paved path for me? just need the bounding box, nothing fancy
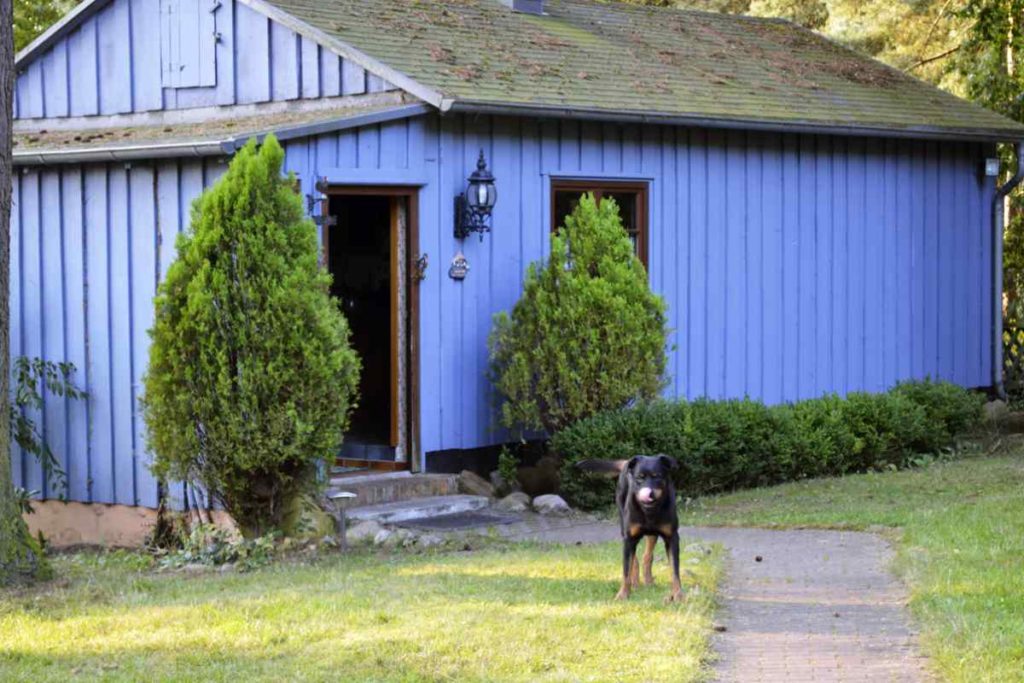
[697,527,932,683]
[496,518,932,681]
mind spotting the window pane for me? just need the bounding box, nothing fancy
[553,191,582,231]
[603,191,637,236]
[551,183,647,266]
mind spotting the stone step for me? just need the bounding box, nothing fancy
[346,495,490,525]
[327,472,458,507]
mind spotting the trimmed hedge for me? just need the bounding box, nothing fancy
[554,379,984,510]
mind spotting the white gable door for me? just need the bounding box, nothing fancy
[161,0,218,88]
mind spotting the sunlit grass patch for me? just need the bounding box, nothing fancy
[1,540,721,682]
[680,448,1024,682]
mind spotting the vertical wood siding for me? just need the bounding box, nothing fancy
[282,115,996,458]
[13,0,397,120]
[10,113,996,504]
[10,159,227,506]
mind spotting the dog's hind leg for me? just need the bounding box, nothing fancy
[664,531,684,604]
[616,535,641,600]
[642,536,657,586]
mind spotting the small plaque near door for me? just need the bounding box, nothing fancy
[449,251,470,280]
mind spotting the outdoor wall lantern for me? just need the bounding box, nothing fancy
[454,150,498,240]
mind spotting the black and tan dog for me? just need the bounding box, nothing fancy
[576,455,684,602]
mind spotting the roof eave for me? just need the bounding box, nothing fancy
[13,102,433,166]
[447,100,1024,144]
[13,140,230,166]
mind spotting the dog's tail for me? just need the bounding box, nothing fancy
[574,459,628,477]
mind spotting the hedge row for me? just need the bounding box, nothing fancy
[553,379,985,510]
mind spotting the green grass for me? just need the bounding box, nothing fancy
[680,446,1024,682]
[0,540,721,682]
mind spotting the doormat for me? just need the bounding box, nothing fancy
[396,511,522,531]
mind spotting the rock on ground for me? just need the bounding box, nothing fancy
[532,494,571,516]
[490,470,521,497]
[458,470,496,498]
[984,399,1008,423]
[417,533,444,549]
[347,520,384,544]
[495,491,531,512]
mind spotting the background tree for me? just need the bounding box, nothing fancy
[1,0,48,585]
[952,0,1024,310]
[14,0,76,51]
[143,136,360,537]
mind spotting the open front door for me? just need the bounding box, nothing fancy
[325,187,419,472]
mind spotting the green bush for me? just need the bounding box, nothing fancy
[143,136,360,537]
[489,193,668,434]
[891,378,986,447]
[554,380,984,510]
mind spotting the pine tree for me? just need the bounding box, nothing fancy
[489,194,668,435]
[143,136,360,537]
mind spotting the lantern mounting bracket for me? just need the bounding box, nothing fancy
[454,194,491,240]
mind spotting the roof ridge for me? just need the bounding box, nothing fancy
[554,0,794,25]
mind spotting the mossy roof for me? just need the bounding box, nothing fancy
[263,0,1024,140]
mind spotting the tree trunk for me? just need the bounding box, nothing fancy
[0,0,44,585]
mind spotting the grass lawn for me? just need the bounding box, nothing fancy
[680,444,1024,682]
[0,539,720,682]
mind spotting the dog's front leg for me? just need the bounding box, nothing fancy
[616,535,641,600]
[642,536,657,586]
[664,531,684,603]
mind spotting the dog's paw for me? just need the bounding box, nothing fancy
[663,589,684,604]
[643,573,655,587]
[614,588,631,601]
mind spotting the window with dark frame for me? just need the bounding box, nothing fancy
[551,181,649,267]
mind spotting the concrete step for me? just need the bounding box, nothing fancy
[328,472,458,507]
[346,495,490,525]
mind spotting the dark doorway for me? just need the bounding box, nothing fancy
[328,194,394,459]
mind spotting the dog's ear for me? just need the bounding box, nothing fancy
[626,456,642,471]
[657,454,678,471]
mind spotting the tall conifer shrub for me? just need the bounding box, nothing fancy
[489,193,668,434]
[143,136,359,536]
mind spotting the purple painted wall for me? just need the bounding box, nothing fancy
[9,112,997,505]
[13,0,396,120]
[282,114,997,457]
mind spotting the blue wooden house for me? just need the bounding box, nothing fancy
[10,0,1024,521]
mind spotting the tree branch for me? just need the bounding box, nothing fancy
[910,45,961,71]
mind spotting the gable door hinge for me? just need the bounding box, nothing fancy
[210,0,223,42]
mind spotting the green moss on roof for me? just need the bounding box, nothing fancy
[263,0,1024,138]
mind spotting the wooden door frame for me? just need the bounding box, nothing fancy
[321,185,421,472]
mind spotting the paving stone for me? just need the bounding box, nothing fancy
[698,527,933,683]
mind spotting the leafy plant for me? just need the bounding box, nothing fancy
[489,193,668,435]
[143,135,360,537]
[10,356,87,504]
[555,380,985,510]
[155,523,277,572]
[497,446,520,490]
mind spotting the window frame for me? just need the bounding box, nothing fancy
[550,179,649,268]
